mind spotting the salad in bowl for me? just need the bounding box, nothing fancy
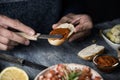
[101,24,120,49]
[34,63,103,80]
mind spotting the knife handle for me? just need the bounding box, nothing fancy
[16,32,40,40]
[0,53,23,65]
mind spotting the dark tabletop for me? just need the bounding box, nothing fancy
[0,19,120,80]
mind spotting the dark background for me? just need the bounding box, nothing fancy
[63,0,120,24]
[0,0,120,80]
[0,0,120,33]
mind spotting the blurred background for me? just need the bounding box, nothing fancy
[63,0,120,24]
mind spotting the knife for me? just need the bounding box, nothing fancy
[0,53,47,70]
[16,32,63,40]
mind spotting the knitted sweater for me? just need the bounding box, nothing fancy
[0,0,120,32]
[0,0,62,33]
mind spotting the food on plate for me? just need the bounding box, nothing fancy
[0,67,29,80]
[78,44,105,60]
[106,24,120,43]
[48,23,75,46]
[93,55,119,72]
[37,64,102,80]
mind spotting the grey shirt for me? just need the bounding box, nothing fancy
[0,0,62,33]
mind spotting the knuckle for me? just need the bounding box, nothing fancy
[82,14,88,17]
[81,14,90,19]
[13,19,21,27]
[66,13,74,16]
[62,16,68,20]
[0,27,4,35]
[19,38,26,44]
[14,19,21,25]
[90,25,93,29]
[0,44,8,50]
[0,15,8,23]
[4,46,8,50]
[0,15,7,19]
[14,35,26,44]
[82,26,86,31]
[88,23,93,29]
[11,19,22,28]
[9,41,18,46]
[0,28,14,40]
[0,36,9,45]
[61,16,70,23]
[7,31,15,39]
[4,39,10,45]
[7,32,26,44]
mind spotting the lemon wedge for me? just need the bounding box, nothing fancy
[0,67,29,80]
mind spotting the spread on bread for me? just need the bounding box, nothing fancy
[48,23,75,46]
[49,28,70,40]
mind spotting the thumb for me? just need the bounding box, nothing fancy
[52,24,58,29]
[52,23,62,29]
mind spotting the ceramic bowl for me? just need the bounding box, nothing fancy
[93,54,119,73]
[101,29,120,50]
[34,63,103,80]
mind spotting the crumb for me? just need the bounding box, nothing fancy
[92,39,97,43]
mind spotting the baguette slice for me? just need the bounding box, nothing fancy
[78,44,104,60]
[48,23,75,46]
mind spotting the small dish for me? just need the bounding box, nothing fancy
[93,54,119,73]
[101,29,120,49]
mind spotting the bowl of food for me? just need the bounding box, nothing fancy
[93,54,119,73]
[34,63,103,80]
[101,24,120,49]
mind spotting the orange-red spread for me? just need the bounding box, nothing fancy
[95,55,118,67]
[50,28,70,40]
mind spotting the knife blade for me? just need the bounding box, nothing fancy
[16,32,63,40]
[38,34,63,39]
[0,53,47,70]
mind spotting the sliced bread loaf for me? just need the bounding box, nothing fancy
[78,44,104,60]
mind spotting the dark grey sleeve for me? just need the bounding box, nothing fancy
[62,0,86,15]
[0,0,27,3]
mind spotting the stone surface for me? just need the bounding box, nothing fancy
[0,19,120,80]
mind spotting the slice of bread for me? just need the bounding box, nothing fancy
[78,44,104,60]
[16,32,40,40]
[48,23,75,46]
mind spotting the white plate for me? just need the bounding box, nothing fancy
[101,29,120,50]
[34,63,103,80]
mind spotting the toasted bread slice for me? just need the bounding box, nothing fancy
[48,23,75,46]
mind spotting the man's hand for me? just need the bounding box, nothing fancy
[53,13,93,42]
[0,15,35,50]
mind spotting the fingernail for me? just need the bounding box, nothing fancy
[25,40,30,45]
[29,30,35,36]
[52,24,57,29]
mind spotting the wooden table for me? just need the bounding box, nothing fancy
[0,19,120,80]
